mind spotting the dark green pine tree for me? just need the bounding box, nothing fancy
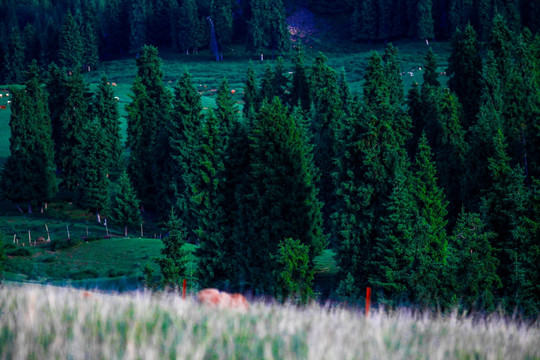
[410,134,449,308]
[167,70,204,235]
[127,45,171,210]
[436,90,469,224]
[382,43,404,108]
[46,63,67,168]
[406,81,423,154]
[75,119,111,216]
[5,26,25,84]
[503,31,540,181]
[416,0,435,39]
[42,18,60,66]
[80,10,99,71]
[352,0,377,41]
[447,209,501,311]
[447,23,483,130]
[248,0,290,54]
[22,23,40,65]
[480,129,536,314]
[272,56,288,102]
[172,0,201,53]
[111,171,142,230]
[129,0,149,55]
[0,61,57,209]
[423,47,440,88]
[157,208,189,288]
[336,68,353,116]
[215,77,237,135]
[489,14,513,82]
[310,53,344,234]
[94,76,122,170]
[464,51,504,212]
[210,0,234,47]
[193,110,231,288]
[289,45,311,112]
[259,63,275,103]
[59,10,83,71]
[245,97,325,294]
[242,61,259,120]
[370,160,417,306]
[58,71,90,191]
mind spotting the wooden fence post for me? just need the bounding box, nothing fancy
[182,279,187,299]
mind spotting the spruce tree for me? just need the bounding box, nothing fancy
[5,26,25,84]
[416,0,435,39]
[193,110,231,288]
[448,209,501,311]
[410,134,449,308]
[383,43,404,108]
[480,129,536,313]
[46,63,67,170]
[129,0,149,55]
[167,70,203,234]
[210,0,234,47]
[248,0,290,53]
[245,97,325,294]
[370,160,417,306]
[22,23,40,66]
[58,71,90,191]
[447,23,483,130]
[172,0,201,53]
[310,53,344,234]
[80,10,99,71]
[272,56,288,102]
[0,61,57,208]
[59,10,83,71]
[242,61,259,120]
[75,119,111,216]
[259,63,275,103]
[290,45,311,111]
[94,76,122,170]
[423,47,440,88]
[111,171,142,230]
[157,209,189,288]
[126,45,171,210]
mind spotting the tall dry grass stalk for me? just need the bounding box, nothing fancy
[0,284,538,359]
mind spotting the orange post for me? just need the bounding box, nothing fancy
[365,287,371,317]
[182,279,187,299]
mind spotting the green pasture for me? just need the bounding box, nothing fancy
[0,40,450,170]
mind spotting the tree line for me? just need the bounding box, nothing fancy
[1,15,539,314]
[2,0,539,84]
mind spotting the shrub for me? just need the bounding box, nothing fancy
[6,248,32,257]
[69,269,99,280]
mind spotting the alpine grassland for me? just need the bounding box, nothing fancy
[1,284,538,360]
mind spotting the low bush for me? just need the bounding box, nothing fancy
[69,269,99,280]
[6,248,31,257]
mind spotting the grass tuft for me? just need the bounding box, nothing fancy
[0,284,538,359]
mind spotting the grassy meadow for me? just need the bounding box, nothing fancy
[1,284,538,360]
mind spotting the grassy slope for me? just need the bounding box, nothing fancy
[1,284,538,360]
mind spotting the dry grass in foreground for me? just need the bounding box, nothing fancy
[0,284,538,359]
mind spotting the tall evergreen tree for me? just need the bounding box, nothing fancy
[59,10,83,71]
[210,0,234,47]
[94,76,122,170]
[289,45,311,111]
[248,0,290,54]
[272,56,288,102]
[259,63,275,103]
[157,209,190,288]
[416,0,435,39]
[382,43,404,107]
[447,23,483,130]
[242,61,259,120]
[448,209,501,311]
[80,10,100,71]
[46,63,67,169]
[244,97,325,294]
[126,45,171,210]
[129,0,149,55]
[0,61,57,208]
[4,26,25,84]
[75,119,111,216]
[58,71,90,191]
[167,71,204,234]
[410,134,449,307]
[193,110,231,288]
[111,170,142,232]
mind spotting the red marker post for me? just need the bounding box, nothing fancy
[365,287,371,317]
[182,279,187,299]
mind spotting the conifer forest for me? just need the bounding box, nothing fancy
[0,0,539,317]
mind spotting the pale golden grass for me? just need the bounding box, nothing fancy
[0,284,538,359]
